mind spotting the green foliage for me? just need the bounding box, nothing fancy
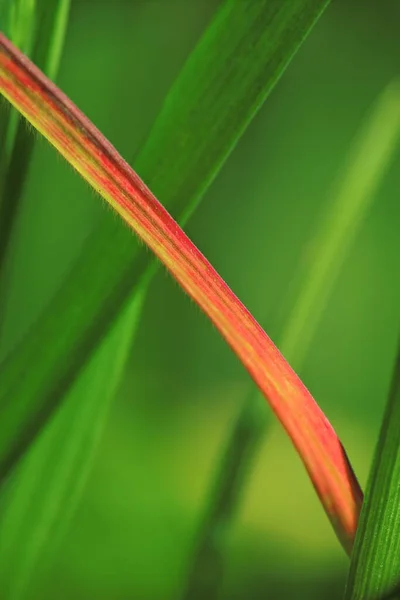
[0,1,400,599]
[345,346,400,599]
[6,0,36,54]
[0,291,144,600]
[33,0,71,81]
[0,0,37,232]
[0,0,70,277]
[280,80,400,366]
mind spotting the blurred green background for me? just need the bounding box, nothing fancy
[1,0,400,598]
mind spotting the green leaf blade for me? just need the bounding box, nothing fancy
[134,0,331,207]
[0,0,71,279]
[345,350,400,599]
[0,290,145,600]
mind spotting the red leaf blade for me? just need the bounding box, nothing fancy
[0,32,363,551]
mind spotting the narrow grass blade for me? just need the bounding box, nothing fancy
[182,78,400,588]
[345,218,400,600]
[0,0,331,487]
[344,342,400,600]
[280,80,400,365]
[181,392,267,600]
[0,291,145,600]
[0,0,37,214]
[3,0,36,55]
[32,0,71,82]
[0,0,38,177]
[0,1,363,552]
[0,0,71,274]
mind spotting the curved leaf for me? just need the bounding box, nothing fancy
[0,0,331,490]
[0,2,363,551]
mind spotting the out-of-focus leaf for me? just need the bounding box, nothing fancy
[0,0,71,272]
[0,0,37,220]
[0,291,145,600]
[281,80,400,365]
[32,0,71,82]
[4,0,36,54]
[181,392,267,600]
